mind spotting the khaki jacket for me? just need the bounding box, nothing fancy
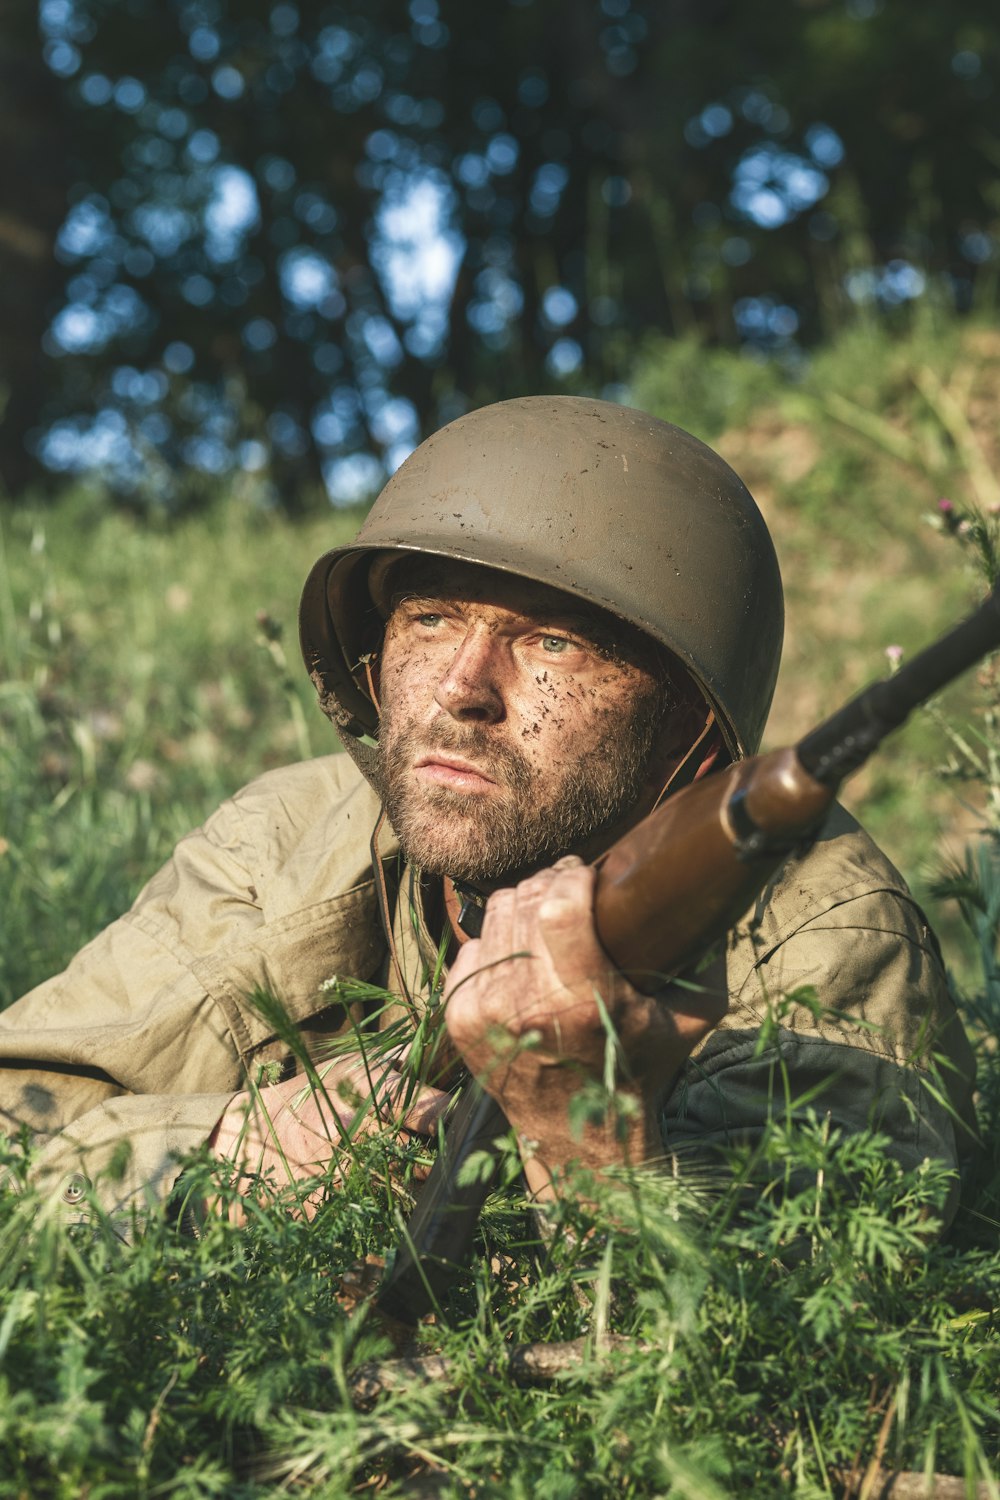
[0,755,977,1230]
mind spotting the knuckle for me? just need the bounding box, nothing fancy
[537,893,581,926]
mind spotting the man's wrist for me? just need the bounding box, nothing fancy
[504,1078,662,1195]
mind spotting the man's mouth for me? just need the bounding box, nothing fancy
[412,752,499,793]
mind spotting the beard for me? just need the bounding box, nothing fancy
[373,689,669,885]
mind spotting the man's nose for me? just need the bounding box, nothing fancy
[434,632,506,721]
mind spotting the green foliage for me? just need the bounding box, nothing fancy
[0,485,359,1004]
[3,330,1000,1494]
[0,1099,997,1497]
[630,334,784,442]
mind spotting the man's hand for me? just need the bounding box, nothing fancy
[443,856,727,1198]
[209,1051,450,1223]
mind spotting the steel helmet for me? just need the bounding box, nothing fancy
[300,395,783,775]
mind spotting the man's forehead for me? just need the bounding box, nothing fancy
[378,556,613,630]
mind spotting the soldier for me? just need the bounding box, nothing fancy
[0,397,976,1232]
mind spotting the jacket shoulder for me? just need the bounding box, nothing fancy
[194,753,385,919]
[734,801,925,975]
[227,751,377,818]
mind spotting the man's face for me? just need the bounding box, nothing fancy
[373,560,682,884]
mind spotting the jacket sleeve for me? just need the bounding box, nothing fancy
[0,763,384,1232]
[659,881,979,1228]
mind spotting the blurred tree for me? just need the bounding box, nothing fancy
[2,0,998,509]
[0,0,73,495]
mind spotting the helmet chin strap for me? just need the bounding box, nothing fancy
[650,707,722,814]
[361,651,381,715]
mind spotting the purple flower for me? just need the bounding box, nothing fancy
[885,644,903,666]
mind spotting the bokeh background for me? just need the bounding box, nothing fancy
[1,0,997,509]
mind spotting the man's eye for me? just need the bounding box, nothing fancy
[416,612,443,628]
[540,635,572,654]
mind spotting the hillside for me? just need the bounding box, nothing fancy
[636,318,1000,971]
[1,319,999,1497]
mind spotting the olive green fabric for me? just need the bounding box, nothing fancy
[0,756,976,1234]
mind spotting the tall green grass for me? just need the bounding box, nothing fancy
[1,325,999,1495]
[0,1055,996,1496]
[0,490,361,1005]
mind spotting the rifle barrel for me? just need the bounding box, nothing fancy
[797,583,1000,786]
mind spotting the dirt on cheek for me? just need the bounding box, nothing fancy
[382,637,429,691]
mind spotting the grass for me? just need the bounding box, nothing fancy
[0,488,363,1006]
[1,319,999,1495]
[0,1086,996,1496]
[635,313,1000,982]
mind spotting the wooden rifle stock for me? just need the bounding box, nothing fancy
[375,583,1000,1327]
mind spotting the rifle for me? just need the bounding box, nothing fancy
[376,582,1000,1328]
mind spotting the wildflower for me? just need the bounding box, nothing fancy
[885,644,903,670]
[936,498,961,534]
[256,608,283,641]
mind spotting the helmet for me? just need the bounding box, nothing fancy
[300,396,783,774]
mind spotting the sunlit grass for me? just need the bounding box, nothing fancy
[2,325,1000,1494]
[0,488,361,1004]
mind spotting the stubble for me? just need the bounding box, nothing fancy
[373,689,669,884]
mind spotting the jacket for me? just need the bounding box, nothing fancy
[0,753,977,1231]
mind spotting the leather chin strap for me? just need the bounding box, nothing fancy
[650,707,721,814]
[363,652,381,715]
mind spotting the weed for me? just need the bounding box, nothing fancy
[2,337,1000,1494]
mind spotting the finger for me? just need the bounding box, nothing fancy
[478,856,587,942]
[329,1061,451,1139]
[528,862,598,955]
[479,862,590,965]
[479,883,516,945]
[515,856,586,902]
[399,1080,452,1135]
